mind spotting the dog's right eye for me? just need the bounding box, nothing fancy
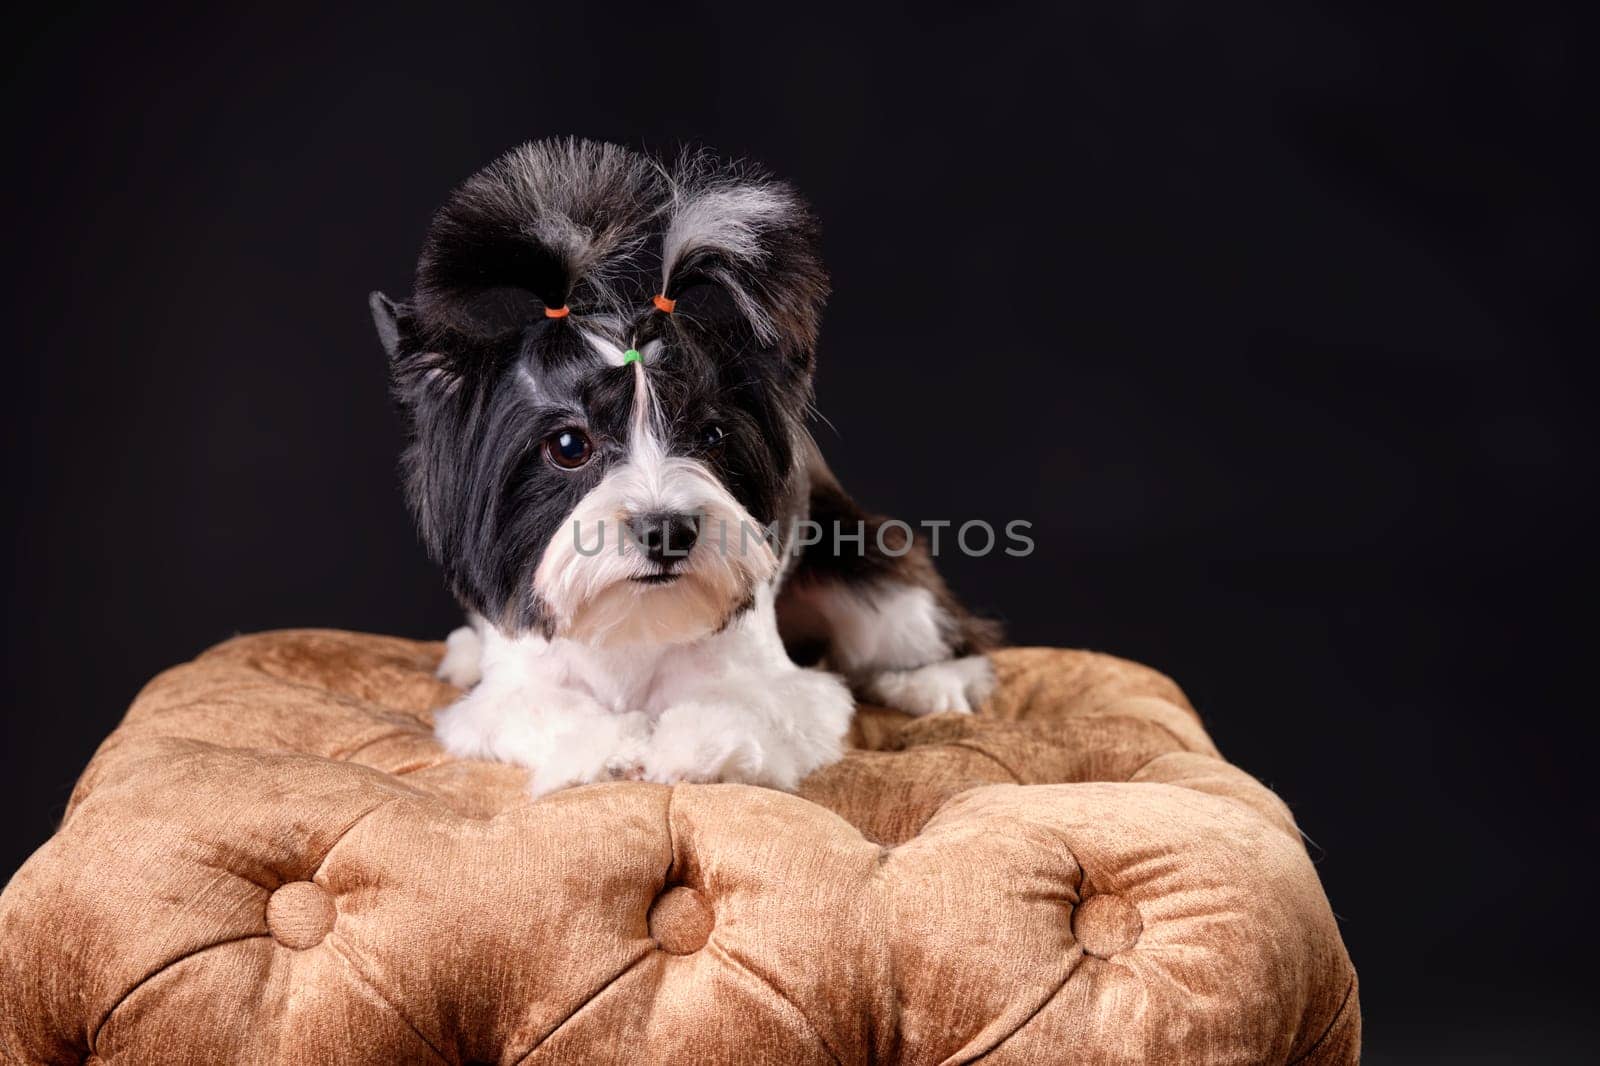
[544,428,593,470]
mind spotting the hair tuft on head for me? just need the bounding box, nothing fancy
[658,149,829,364]
[413,138,662,340]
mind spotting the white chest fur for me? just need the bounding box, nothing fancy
[433,585,853,795]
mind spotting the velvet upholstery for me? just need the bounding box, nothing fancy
[0,630,1358,1064]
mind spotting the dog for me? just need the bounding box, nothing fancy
[370,139,999,795]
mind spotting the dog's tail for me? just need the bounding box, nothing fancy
[414,138,662,335]
[656,150,829,368]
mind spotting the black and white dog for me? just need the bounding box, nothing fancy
[371,139,999,795]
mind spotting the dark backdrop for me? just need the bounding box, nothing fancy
[4,3,1593,1060]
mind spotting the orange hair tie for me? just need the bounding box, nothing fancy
[651,294,676,314]
[544,305,570,319]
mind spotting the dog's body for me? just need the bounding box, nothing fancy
[372,140,998,795]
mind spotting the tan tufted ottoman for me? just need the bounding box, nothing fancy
[0,630,1359,1064]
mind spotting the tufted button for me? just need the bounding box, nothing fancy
[266,881,336,949]
[1072,893,1143,958]
[648,886,713,955]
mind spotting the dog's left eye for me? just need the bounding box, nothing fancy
[699,424,726,451]
[544,428,594,469]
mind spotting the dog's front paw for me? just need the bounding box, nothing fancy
[436,624,484,688]
[434,681,650,797]
[433,680,549,761]
[643,669,853,790]
[862,655,996,716]
[529,712,652,798]
[640,702,765,787]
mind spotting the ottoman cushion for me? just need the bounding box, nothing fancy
[0,630,1358,1064]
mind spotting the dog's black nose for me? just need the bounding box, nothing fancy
[625,512,700,565]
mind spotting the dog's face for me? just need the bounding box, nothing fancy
[372,140,827,645]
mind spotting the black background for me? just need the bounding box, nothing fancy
[4,3,1593,1060]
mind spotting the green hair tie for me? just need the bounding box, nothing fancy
[622,349,641,365]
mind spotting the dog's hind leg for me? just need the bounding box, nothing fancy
[775,453,1002,716]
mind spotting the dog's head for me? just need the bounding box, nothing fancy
[372,139,828,645]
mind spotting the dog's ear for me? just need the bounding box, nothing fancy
[658,152,829,370]
[370,289,470,399]
[369,291,407,360]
